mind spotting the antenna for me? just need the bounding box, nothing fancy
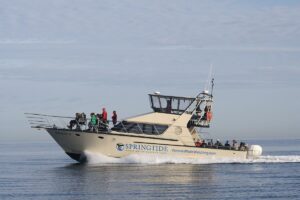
[196,64,215,98]
[211,78,215,97]
[204,64,214,92]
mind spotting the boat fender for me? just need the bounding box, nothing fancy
[247,145,262,158]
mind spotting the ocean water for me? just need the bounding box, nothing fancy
[0,139,299,200]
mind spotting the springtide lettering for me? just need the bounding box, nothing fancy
[116,143,168,153]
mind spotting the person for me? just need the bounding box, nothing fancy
[195,139,202,147]
[102,108,107,123]
[78,113,86,126]
[196,106,202,118]
[225,140,230,148]
[166,100,172,113]
[201,140,207,148]
[201,112,207,121]
[112,110,117,125]
[204,105,209,112]
[207,140,212,147]
[202,105,211,120]
[214,139,223,147]
[88,113,98,132]
[239,142,247,151]
[68,113,80,130]
[97,113,103,123]
[232,140,238,150]
[97,113,108,130]
[207,110,213,122]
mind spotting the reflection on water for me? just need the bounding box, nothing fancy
[50,164,215,200]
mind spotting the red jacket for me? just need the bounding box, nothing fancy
[102,110,107,122]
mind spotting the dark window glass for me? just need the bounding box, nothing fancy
[155,125,168,134]
[111,122,127,132]
[127,123,142,134]
[141,124,154,134]
[111,121,168,135]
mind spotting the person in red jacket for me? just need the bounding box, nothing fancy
[102,108,107,123]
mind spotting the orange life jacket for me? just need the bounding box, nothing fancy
[207,111,213,121]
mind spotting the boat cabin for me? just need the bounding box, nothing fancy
[149,93,213,128]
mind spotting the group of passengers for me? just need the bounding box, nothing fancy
[68,108,118,132]
[195,139,247,151]
[190,105,213,126]
[68,112,86,130]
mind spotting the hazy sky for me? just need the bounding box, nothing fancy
[0,0,300,141]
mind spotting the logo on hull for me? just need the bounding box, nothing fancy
[116,143,125,151]
[116,143,168,153]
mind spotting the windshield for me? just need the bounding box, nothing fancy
[149,94,195,115]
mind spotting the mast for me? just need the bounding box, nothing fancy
[211,78,214,97]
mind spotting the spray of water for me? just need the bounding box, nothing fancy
[83,151,300,165]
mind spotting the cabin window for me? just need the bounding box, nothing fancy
[150,96,161,111]
[141,124,155,134]
[111,121,168,135]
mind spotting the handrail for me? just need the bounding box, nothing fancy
[24,112,74,119]
[25,113,127,133]
[25,113,72,129]
[25,113,168,136]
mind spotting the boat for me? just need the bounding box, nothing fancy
[25,80,262,163]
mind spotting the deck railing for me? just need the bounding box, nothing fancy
[25,113,115,131]
[24,113,163,135]
[25,113,74,129]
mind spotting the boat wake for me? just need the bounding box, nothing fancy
[83,151,300,165]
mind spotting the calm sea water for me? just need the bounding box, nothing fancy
[0,139,299,200]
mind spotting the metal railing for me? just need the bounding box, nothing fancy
[25,113,170,136]
[25,113,109,131]
[25,113,74,129]
[25,113,162,135]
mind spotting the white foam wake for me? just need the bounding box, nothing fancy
[83,151,300,165]
[248,155,300,163]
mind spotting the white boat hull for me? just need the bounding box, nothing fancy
[47,129,249,162]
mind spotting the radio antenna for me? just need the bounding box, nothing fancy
[211,78,215,97]
[204,64,214,92]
